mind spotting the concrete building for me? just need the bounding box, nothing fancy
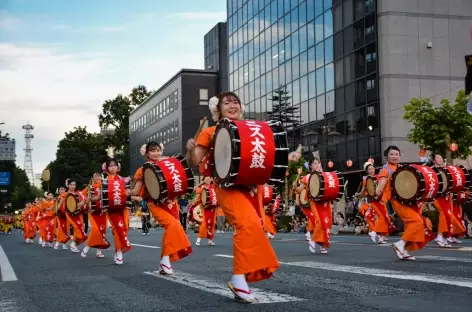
[227,0,472,173]
[129,69,218,173]
[0,138,16,161]
[377,0,472,162]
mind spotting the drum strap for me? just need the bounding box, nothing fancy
[382,164,394,176]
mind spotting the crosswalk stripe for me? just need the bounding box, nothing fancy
[144,270,305,304]
[0,245,17,282]
[130,243,161,249]
[416,255,472,263]
[213,254,472,289]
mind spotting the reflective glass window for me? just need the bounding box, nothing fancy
[316,67,325,96]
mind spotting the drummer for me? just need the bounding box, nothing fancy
[81,172,110,259]
[376,145,433,261]
[195,176,218,247]
[293,156,332,255]
[58,179,88,253]
[355,161,379,243]
[102,158,132,265]
[128,141,192,275]
[54,187,70,250]
[293,166,316,242]
[430,153,467,246]
[186,91,301,303]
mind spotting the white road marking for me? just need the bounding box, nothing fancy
[213,254,472,289]
[130,243,161,249]
[0,299,19,311]
[417,255,472,263]
[0,245,17,282]
[144,270,305,304]
[456,247,472,251]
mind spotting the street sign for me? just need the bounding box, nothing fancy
[0,172,10,186]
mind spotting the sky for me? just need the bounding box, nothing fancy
[0,0,226,185]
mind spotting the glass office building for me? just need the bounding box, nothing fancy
[227,0,380,172]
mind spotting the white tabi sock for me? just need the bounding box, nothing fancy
[231,274,249,290]
[396,239,406,250]
[82,246,90,254]
[116,251,123,260]
[161,255,171,266]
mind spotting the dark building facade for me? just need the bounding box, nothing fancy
[227,0,380,173]
[129,69,218,173]
[204,22,229,93]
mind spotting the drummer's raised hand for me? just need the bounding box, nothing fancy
[186,138,196,151]
[288,151,301,163]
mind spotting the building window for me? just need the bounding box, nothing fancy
[199,88,209,105]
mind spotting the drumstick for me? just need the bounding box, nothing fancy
[295,144,302,153]
[193,116,208,141]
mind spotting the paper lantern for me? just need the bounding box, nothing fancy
[449,142,458,152]
[418,149,427,157]
[346,159,353,168]
[41,169,50,182]
[327,160,334,168]
[368,156,374,165]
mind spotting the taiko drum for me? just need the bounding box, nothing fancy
[308,171,345,202]
[143,154,195,203]
[212,118,288,188]
[262,184,275,206]
[452,189,471,205]
[391,164,441,205]
[201,184,218,209]
[436,165,471,195]
[365,176,378,199]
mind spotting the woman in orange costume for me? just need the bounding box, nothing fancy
[369,158,397,245]
[104,158,132,265]
[59,179,88,253]
[23,203,36,243]
[195,176,217,247]
[81,172,110,259]
[294,157,332,254]
[430,153,463,247]
[41,192,56,247]
[355,161,379,243]
[129,141,192,274]
[376,146,435,261]
[186,91,301,303]
[294,167,316,242]
[264,192,279,239]
[54,187,70,250]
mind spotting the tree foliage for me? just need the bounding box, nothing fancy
[41,127,108,192]
[266,85,301,131]
[403,90,472,160]
[98,85,152,175]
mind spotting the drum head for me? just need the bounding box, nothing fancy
[366,178,376,197]
[193,205,203,223]
[201,189,208,205]
[143,168,160,199]
[300,189,308,205]
[439,170,448,193]
[214,128,232,179]
[66,195,77,213]
[309,174,321,198]
[394,170,418,200]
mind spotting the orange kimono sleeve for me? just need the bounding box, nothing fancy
[196,126,216,147]
[134,168,143,181]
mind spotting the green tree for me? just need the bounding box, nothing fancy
[266,85,301,131]
[98,85,152,175]
[403,90,472,162]
[40,126,108,192]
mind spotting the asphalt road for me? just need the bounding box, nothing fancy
[1,228,471,312]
